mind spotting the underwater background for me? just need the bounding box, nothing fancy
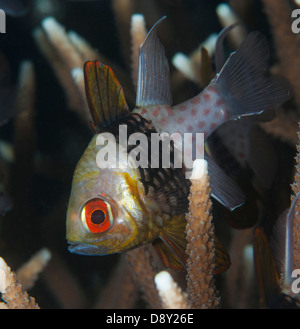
[0,0,299,309]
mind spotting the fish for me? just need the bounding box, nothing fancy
[66,17,290,272]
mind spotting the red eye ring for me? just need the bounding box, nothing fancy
[81,198,113,234]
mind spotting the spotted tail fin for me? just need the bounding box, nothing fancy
[212,31,290,119]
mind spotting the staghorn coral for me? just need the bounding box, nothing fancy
[0,256,39,309]
[216,2,247,47]
[0,249,51,309]
[185,159,220,309]
[130,14,147,89]
[16,248,51,291]
[262,0,300,113]
[155,271,191,309]
[125,245,163,309]
[291,124,300,270]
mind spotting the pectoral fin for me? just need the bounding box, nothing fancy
[152,237,186,271]
[153,215,187,271]
[152,215,230,274]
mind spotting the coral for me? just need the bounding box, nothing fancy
[16,248,51,291]
[260,109,299,146]
[94,255,138,309]
[216,2,247,47]
[130,14,147,89]
[0,257,39,309]
[262,0,300,112]
[0,249,51,309]
[172,34,218,85]
[155,271,191,309]
[185,159,220,309]
[291,124,300,270]
[125,245,163,309]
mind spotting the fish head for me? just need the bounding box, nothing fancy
[66,135,161,255]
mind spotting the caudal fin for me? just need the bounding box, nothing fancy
[212,31,291,119]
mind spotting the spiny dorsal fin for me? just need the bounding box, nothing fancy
[136,16,172,107]
[84,60,129,129]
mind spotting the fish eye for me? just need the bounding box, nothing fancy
[81,198,113,234]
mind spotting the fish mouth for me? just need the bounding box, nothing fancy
[67,242,108,255]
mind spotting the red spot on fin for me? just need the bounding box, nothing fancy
[191,108,197,116]
[197,121,205,129]
[166,106,174,116]
[159,118,168,127]
[191,97,201,105]
[210,123,217,130]
[214,111,221,119]
[204,93,211,101]
[153,106,160,117]
[178,104,187,111]
[188,125,193,132]
[216,98,225,106]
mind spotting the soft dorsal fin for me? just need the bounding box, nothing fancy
[136,16,172,107]
[84,60,129,129]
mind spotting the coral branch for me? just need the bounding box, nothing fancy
[172,34,217,85]
[16,248,51,291]
[125,245,163,309]
[291,123,300,269]
[94,256,138,309]
[130,14,147,89]
[216,3,247,47]
[185,159,220,309]
[154,271,191,309]
[262,0,300,112]
[0,257,39,309]
[260,109,299,146]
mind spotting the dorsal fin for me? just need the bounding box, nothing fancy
[136,16,172,107]
[84,60,129,129]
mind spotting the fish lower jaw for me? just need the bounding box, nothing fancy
[67,242,109,255]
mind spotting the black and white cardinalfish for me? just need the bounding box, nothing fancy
[66,17,290,272]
